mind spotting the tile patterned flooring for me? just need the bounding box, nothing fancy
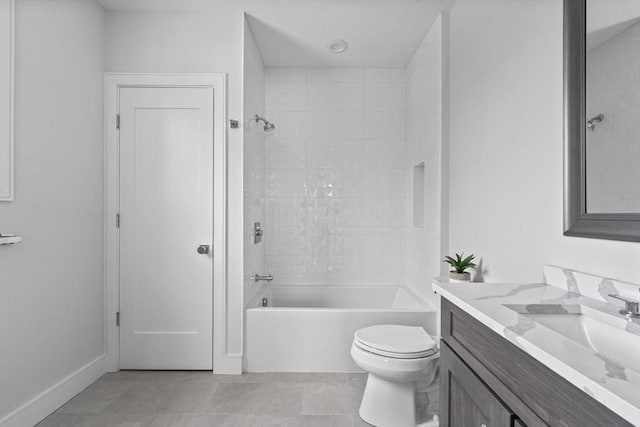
[37,371,438,427]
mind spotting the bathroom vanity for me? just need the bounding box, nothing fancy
[434,268,640,427]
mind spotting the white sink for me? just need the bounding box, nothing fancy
[504,304,640,373]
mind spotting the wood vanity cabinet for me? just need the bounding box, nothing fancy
[439,298,633,427]
[441,340,518,426]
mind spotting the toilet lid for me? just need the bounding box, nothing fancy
[354,325,437,358]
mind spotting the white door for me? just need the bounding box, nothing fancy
[119,86,213,370]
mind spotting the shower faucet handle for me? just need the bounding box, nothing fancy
[608,294,640,318]
[254,274,273,282]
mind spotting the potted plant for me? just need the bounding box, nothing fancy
[443,253,476,282]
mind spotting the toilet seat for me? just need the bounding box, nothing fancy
[351,325,440,427]
[354,325,437,359]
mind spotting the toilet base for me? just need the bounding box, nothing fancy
[359,373,417,427]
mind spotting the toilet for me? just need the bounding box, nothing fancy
[351,324,440,427]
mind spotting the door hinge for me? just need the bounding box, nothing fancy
[116,114,120,129]
[116,312,120,327]
[116,212,120,228]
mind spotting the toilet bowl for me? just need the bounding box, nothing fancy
[351,324,439,427]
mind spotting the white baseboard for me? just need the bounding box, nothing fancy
[0,355,106,427]
[214,354,242,375]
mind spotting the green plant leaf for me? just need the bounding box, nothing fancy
[462,254,475,264]
[443,252,476,273]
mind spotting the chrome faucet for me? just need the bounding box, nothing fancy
[254,274,273,282]
[608,294,640,318]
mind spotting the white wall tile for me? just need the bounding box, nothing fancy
[243,21,266,309]
[365,112,406,140]
[265,255,307,284]
[363,227,404,258]
[265,67,307,83]
[306,68,365,82]
[307,169,346,198]
[265,141,306,169]
[363,256,404,284]
[404,16,446,301]
[365,68,406,83]
[265,169,307,197]
[264,67,406,286]
[340,198,368,227]
[265,82,307,111]
[363,198,405,227]
[364,142,405,169]
[306,112,365,140]
[307,82,364,112]
[306,198,344,227]
[381,170,407,199]
[306,142,365,169]
[265,226,307,256]
[265,111,307,141]
[365,82,406,112]
[265,198,308,227]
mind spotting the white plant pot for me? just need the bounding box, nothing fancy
[449,271,471,282]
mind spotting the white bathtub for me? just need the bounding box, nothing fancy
[244,285,436,372]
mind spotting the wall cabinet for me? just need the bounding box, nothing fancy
[439,298,632,427]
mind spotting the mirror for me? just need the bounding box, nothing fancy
[0,0,13,201]
[586,1,640,214]
[564,0,640,241]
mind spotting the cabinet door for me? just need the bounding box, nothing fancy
[440,341,517,427]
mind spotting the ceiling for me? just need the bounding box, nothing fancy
[244,1,455,67]
[586,0,640,51]
[587,18,640,52]
[97,0,456,67]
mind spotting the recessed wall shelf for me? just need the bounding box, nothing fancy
[0,233,22,245]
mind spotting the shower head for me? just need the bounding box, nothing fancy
[255,115,276,132]
[587,113,604,132]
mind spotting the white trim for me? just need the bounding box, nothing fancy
[0,356,106,427]
[104,73,233,373]
[0,0,14,201]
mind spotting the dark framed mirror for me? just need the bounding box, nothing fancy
[564,0,640,241]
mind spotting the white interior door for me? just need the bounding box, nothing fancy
[119,86,213,370]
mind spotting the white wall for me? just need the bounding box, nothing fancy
[405,15,448,304]
[586,20,640,213]
[105,6,246,366]
[242,16,265,309]
[448,0,640,284]
[0,0,105,421]
[263,67,406,285]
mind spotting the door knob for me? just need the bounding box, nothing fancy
[197,244,210,255]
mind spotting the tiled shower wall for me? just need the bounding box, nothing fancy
[405,15,447,303]
[242,20,265,307]
[586,20,640,213]
[264,68,406,285]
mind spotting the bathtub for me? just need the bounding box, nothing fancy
[244,285,436,372]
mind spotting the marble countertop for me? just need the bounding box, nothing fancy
[433,277,640,426]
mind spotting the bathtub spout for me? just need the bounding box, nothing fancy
[254,274,273,282]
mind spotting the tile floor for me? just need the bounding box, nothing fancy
[37,371,438,427]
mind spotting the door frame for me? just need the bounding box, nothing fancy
[104,73,227,373]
